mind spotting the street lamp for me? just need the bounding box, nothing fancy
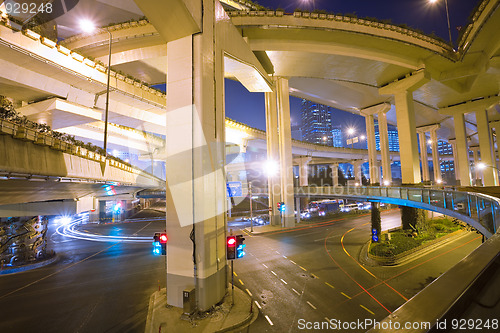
[322,136,327,145]
[79,19,112,156]
[428,0,453,47]
[477,162,500,173]
[347,127,356,149]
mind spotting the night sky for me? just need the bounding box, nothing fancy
[224,0,481,143]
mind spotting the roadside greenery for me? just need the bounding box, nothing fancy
[369,217,464,257]
[0,96,132,167]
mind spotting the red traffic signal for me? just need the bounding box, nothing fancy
[227,236,237,260]
[159,233,168,243]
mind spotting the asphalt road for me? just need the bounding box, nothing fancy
[0,209,482,333]
[0,216,166,333]
[233,210,482,332]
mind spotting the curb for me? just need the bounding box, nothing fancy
[216,305,258,333]
[0,254,58,275]
[361,230,471,267]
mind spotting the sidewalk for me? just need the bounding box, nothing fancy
[145,286,257,333]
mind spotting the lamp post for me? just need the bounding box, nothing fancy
[80,19,112,156]
[429,0,453,47]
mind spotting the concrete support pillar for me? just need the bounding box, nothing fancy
[297,156,312,187]
[165,30,226,310]
[353,160,363,185]
[453,114,473,186]
[471,147,482,185]
[430,129,442,183]
[330,163,339,187]
[449,140,460,181]
[361,103,390,185]
[379,71,430,184]
[476,109,498,186]
[378,108,392,184]
[418,131,430,182]
[265,88,280,226]
[276,77,295,228]
[98,200,107,223]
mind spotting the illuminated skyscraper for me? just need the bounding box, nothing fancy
[301,99,333,145]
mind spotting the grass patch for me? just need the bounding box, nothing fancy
[369,217,464,257]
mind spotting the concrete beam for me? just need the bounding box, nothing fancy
[439,96,500,115]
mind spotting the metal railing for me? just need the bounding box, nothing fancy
[295,185,500,238]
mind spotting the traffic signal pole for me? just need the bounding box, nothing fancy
[249,183,253,233]
[231,259,234,306]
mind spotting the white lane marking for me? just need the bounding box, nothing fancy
[262,263,268,268]
[265,315,274,326]
[280,279,287,285]
[292,288,301,296]
[271,271,277,276]
[290,260,296,265]
[282,255,287,259]
[306,301,317,310]
[254,301,262,309]
[275,251,280,254]
[246,289,253,297]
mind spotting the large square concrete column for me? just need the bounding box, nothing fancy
[476,109,498,186]
[448,139,461,181]
[276,77,295,228]
[165,34,226,312]
[377,105,392,184]
[360,113,378,184]
[453,114,473,186]
[265,89,281,226]
[417,131,430,182]
[379,71,430,184]
[430,129,442,183]
[361,103,390,185]
[296,156,312,187]
[330,163,339,187]
[353,160,364,185]
[471,146,482,185]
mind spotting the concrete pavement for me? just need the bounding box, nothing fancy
[145,286,257,333]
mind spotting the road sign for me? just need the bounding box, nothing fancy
[226,181,242,197]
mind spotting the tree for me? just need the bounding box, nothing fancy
[371,202,381,242]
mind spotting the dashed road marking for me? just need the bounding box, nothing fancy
[283,255,287,259]
[239,279,244,285]
[271,270,277,276]
[306,301,317,310]
[290,260,296,265]
[341,292,352,299]
[275,251,280,254]
[325,282,335,289]
[280,279,287,285]
[233,272,237,277]
[262,263,268,268]
[254,301,262,309]
[360,305,375,315]
[265,315,274,326]
[325,317,330,322]
[292,288,301,296]
[299,266,307,271]
[311,273,319,279]
[246,289,253,297]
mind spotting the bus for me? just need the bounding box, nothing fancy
[308,199,344,216]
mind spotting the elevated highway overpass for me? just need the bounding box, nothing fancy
[1,0,499,321]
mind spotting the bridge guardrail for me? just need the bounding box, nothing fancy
[0,118,157,179]
[295,185,500,238]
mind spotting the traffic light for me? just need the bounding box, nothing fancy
[236,235,246,258]
[280,202,286,213]
[277,202,281,210]
[153,232,167,255]
[227,236,237,260]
